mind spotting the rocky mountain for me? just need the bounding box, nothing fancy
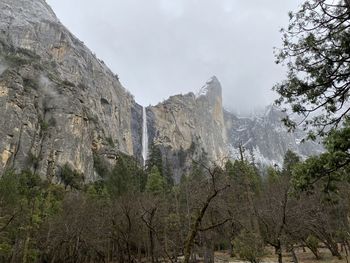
[147,76,228,181]
[224,106,324,168]
[0,0,144,180]
[0,0,229,182]
[0,0,324,182]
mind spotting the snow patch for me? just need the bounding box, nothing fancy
[196,76,216,98]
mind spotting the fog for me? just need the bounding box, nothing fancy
[46,0,302,113]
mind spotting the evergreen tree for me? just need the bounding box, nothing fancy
[60,164,84,190]
[282,150,300,177]
[146,143,163,175]
[293,121,350,191]
[146,166,165,195]
[107,154,146,197]
[265,166,281,184]
[274,0,350,137]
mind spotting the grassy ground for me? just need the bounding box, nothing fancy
[215,247,349,263]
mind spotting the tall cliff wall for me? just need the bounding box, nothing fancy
[0,0,143,180]
[0,0,324,182]
[147,76,228,181]
[224,106,324,167]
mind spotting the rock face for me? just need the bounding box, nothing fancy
[148,77,228,182]
[224,106,324,167]
[0,0,143,180]
[0,0,324,182]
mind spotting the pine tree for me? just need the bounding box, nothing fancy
[274,0,350,137]
[146,143,163,175]
[146,166,165,195]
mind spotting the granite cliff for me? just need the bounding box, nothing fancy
[0,0,143,180]
[147,76,228,181]
[0,0,324,182]
[0,0,228,182]
[224,106,324,168]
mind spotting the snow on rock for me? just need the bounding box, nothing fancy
[224,105,324,169]
[196,76,219,98]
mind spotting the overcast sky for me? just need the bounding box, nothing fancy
[46,0,301,113]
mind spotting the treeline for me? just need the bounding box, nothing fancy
[0,145,349,263]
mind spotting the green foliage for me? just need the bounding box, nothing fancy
[18,170,43,197]
[292,121,350,192]
[265,166,280,184]
[0,151,348,263]
[0,242,12,261]
[146,143,175,189]
[225,160,235,177]
[0,170,20,206]
[40,120,49,131]
[282,150,300,174]
[233,230,265,263]
[39,117,56,132]
[107,153,147,197]
[146,166,165,195]
[0,170,64,262]
[84,180,109,200]
[229,160,261,192]
[146,143,163,175]
[306,235,319,252]
[274,0,350,136]
[59,164,84,190]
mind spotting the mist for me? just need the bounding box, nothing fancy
[46,0,302,113]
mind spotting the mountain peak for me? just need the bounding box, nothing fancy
[196,76,222,99]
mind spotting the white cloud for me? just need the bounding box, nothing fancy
[46,0,302,113]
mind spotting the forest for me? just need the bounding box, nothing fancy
[0,140,350,263]
[0,0,350,262]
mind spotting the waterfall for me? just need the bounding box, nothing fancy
[142,107,149,166]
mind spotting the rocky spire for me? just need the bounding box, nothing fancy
[196,76,222,99]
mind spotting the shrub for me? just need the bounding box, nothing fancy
[233,230,265,263]
[40,120,49,131]
[60,164,84,190]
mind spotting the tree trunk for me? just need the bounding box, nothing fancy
[343,241,349,263]
[183,190,219,263]
[150,227,155,263]
[229,239,235,257]
[22,235,30,263]
[307,245,320,260]
[324,239,342,259]
[275,242,283,263]
[290,246,299,263]
[204,239,214,263]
